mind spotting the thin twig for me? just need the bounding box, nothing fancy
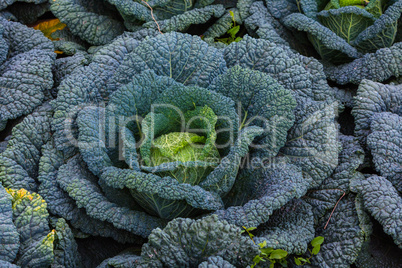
[141,0,163,34]
[324,191,346,229]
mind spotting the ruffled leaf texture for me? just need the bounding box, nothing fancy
[323,42,402,84]
[0,104,52,192]
[0,187,80,267]
[0,17,55,131]
[311,194,371,267]
[282,0,402,84]
[46,32,341,248]
[47,32,302,239]
[50,0,227,43]
[212,36,340,228]
[353,80,402,145]
[50,0,126,45]
[254,199,315,255]
[351,176,401,248]
[115,215,259,267]
[353,80,402,192]
[367,112,402,192]
[308,134,365,219]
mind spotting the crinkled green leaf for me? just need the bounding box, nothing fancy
[254,199,315,255]
[352,80,402,145]
[0,0,47,10]
[367,112,402,192]
[223,35,334,104]
[0,17,55,131]
[112,32,227,90]
[0,105,52,192]
[38,140,140,243]
[136,215,259,267]
[56,156,166,237]
[198,256,236,268]
[352,0,402,52]
[312,194,368,267]
[304,134,365,222]
[143,5,225,32]
[0,184,19,263]
[7,188,55,268]
[283,13,362,63]
[351,176,401,248]
[324,42,402,84]
[50,0,125,45]
[52,218,82,268]
[318,7,375,44]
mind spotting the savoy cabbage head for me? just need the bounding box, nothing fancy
[238,0,402,84]
[35,31,341,245]
[282,0,402,84]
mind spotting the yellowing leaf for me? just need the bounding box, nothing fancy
[33,19,66,41]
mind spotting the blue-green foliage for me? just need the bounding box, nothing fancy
[0,186,82,267]
[0,17,55,131]
[40,31,342,251]
[2,2,402,266]
[49,0,227,45]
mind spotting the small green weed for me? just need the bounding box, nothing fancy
[215,11,242,45]
[245,232,324,268]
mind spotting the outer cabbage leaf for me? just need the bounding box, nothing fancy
[304,134,365,223]
[0,18,55,131]
[198,256,236,268]
[352,80,402,145]
[223,35,334,104]
[52,218,82,268]
[244,1,295,47]
[0,184,19,263]
[106,0,215,26]
[311,194,369,267]
[6,188,55,267]
[351,176,402,248]
[0,105,52,192]
[52,32,144,154]
[323,42,402,84]
[53,52,90,88]
[283,12,362,62]
[97,250,141,268]
[50,0,125,45]
[367,112,402,192]
[0,260,18,267]
[143,5,225,32]
[111,32,227,89]
[254,199,315,255]
[133,215,259,267]
[216,100,339,228]
[56,155,166,238]
[38,140,141,243]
